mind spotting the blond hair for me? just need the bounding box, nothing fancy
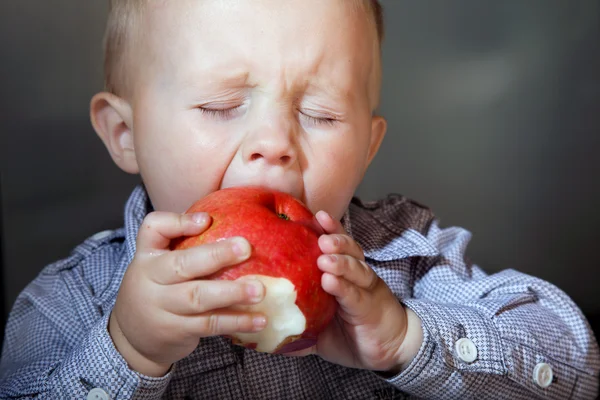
[103,0,146,96]
[103,0,385,97]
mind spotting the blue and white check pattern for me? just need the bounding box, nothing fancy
[1,185,598,399]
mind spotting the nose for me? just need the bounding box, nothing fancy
[242,117,298,168]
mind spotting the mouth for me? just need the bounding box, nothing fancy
[220,180,304,203]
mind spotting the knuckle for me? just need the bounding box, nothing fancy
[172,252,190,279]
[324,254,342,275]
[365,269,379,291]
[233,314,244,330]
[356,259,375,289]
[176,213,186,230]
[205,313,220,334]
[336,255,348,273]
[190,284,206,309]
[177,211,195,230]
[210,242,232,265]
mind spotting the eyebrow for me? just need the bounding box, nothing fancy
[180,70,251,90]
[305,79,355,104]
[177,67,358,106]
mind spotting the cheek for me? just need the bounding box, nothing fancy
[318,128,370,176]
[304,130,370,219]
[133,110,241,212]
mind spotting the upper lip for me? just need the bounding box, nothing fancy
[221,180,303,200]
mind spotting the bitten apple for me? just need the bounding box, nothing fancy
[171,187,337,353]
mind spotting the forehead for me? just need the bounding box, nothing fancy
[136,0,379,97]
[140,0,375,35]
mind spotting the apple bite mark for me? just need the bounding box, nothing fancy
[230,275,305,353]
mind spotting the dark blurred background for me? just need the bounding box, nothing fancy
[1,1,599,345]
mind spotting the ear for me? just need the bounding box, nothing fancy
[90,92,139,174]
[365,115,387,167]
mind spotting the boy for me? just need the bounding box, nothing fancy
[1,0,598,398]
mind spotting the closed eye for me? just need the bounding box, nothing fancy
[198,105,244,120]
[300,112,338,127]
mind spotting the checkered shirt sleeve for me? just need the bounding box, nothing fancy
[345,195,599,399]
[0,233,172,399]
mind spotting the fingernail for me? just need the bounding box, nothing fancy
[231,238,250,258]
[328,254,337,263]
[191,212,208,225]
[253,316,267,330]
[332,236,340,246]
[246,281,264,302]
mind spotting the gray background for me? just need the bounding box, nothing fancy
[1,1,599,333]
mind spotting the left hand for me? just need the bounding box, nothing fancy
[285,211,419,372]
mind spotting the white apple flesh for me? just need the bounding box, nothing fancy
[231,275,306,353]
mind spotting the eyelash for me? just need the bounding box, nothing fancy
[198,105,242,120]
[198,105,338,126]
[301,113,337,127]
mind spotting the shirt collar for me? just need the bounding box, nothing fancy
[122,184,153,268]
[344,196,438,261]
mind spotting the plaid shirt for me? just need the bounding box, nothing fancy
[1,185,598,399]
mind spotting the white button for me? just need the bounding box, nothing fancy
[87,388,110,400]
[454,338,478,363]
[533,362,553,388]
[91,230,112,241]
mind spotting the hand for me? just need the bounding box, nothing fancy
[286,211,423,373]
[109,211,267,377]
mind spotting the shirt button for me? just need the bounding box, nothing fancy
[533,362,553,388]
[87,388,110,400]
[454,338,478,363]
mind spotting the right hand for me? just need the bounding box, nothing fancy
[108,211,267,377]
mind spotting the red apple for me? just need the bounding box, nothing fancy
[171,187,337,353]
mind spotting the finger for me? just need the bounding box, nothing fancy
[317,254,377,290]
[321,273,370,319]
[182,311,268,336]
[315,211,345,234]
[318,234,365,261]
[161,278,264,315]
[155,236,252,284]
[137,211,211,251]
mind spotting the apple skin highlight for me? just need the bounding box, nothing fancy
[171,187,338,353]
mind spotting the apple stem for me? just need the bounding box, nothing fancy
[277,213,290,220]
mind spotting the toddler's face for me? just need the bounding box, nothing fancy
[116,0,386,219]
